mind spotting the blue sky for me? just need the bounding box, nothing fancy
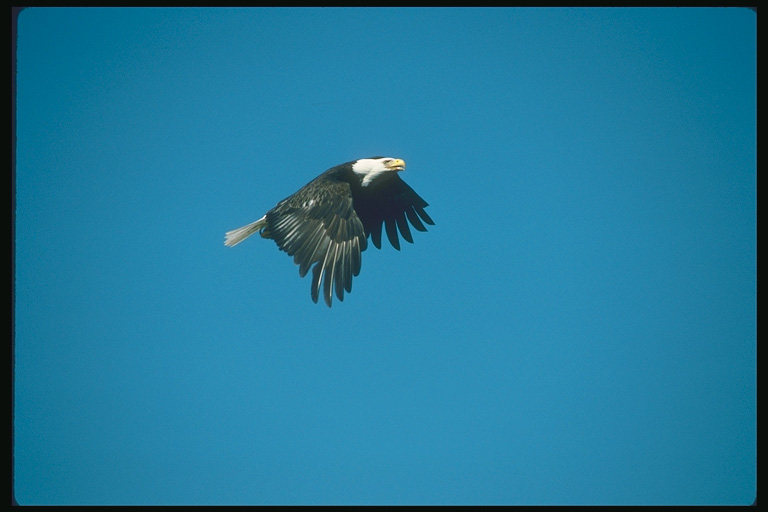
[13,7,755,505]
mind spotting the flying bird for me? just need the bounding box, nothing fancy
[225,157,434,307]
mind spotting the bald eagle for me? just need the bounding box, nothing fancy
[225,157,434,307]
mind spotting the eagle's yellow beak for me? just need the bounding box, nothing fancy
[386,158,406,171]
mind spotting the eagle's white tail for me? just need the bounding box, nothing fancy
[224,216,267,247]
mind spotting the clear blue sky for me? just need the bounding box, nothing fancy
[14,7,755,505]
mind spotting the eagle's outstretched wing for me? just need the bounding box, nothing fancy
[353,174,435,250]
[263,176,367,307]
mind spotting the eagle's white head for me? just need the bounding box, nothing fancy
[352,157,406,187]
